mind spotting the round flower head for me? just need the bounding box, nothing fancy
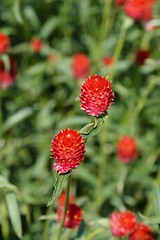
[129,223,154,240]
[117,136,138,163]
[135,49,150,65]
[110,211,137,238]
[80,75,114,117]
[72,54,90,79]
[0,33,10,54]
[57,203,82,229]
[102,56,114,66]
[50,129,85,174]
[30,38,43,52]
[125,0,156,22]
[0,57,17,90]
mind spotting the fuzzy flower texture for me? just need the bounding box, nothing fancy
[80,75,114,117]
[50,129,85,174]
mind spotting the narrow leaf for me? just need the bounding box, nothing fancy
[5,192,22,239]
[138,212,160,225]
[47,171,71,207]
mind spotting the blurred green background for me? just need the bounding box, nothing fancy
[0,0,160,239]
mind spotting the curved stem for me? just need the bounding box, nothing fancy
[86,227,105,240]
[110,28,126,80]
[56,174,71,240]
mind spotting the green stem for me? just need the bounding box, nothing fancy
[110,28,126,80]
[134,77,159,119]
[94,124,108,211]
[56,174,71,240]
[42,206,53,240]
[86,227,105,240]
[0,85,2,139]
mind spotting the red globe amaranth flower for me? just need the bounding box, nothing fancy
[129,223,154,240]
[117,136,138,163]
[116,0,128,6]
[125,0,156,22]
[57,191,75,207]
[110,211,137,237]
[50,129,85,174]
[102,56,114,66]
[0,33,10,54]
[72,54,90,79]
[135,49,150,65]
[80,75,114,117]
[0,57,17,90]
[57,203,82,229]
[30,38,43,52]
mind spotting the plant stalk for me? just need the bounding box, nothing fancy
[56,174,71,240]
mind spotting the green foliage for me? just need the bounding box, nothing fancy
[0,0,160,239]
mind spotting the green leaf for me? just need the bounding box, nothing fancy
[80,112,108,138]
[2,107,34,133]
[5,192,22,239]
[24,6,40,31]
[13,0,24,25]
[40,17,62,39]
[47,171,71,207]
[138,212,160,225]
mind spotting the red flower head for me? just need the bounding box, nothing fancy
[117,136,138,163]
[72,54,90,79]
[102,56,114,66]
[125,0,156,22]
[0,33,10,54]
[129,223,154,240]
[80,75,114,117]
[30,38,43,52]
[57,191,75,207]
[135,49,150,65]
[0,57,17,90]
[57,203,82,229]
[116,0,128,6]
[50,129,85,174]
[110,211,137,237]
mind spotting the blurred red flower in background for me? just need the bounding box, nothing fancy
[102,56,114,66]
[116,0,128,6]
[0,33,10,54]
[30,38,43,52]
[57,191,75,207]
[0,57,17,90]
[57,203,82,229]
[50,129,85,174]
[117,136,138,163]
[125,0,156,22]
[135,49,150,65]
[72,54,90,79]
[80,75,114,117]
[129,223,154,240]
[110,211,137,237]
